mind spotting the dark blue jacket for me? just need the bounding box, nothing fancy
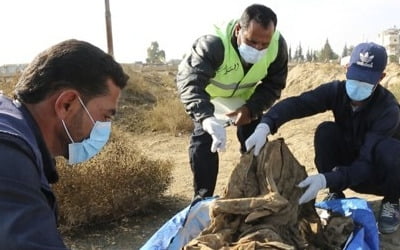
[0,95,67,249]
[261,80,400,190]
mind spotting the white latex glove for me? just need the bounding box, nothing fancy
[298,174,327,204]
[245,123,270,156]
[202,117,226,153]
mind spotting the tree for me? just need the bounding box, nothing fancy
[306,48,313,62]
[288,46,292,62]
[319,38,338,62]
[312,51,318,62]
[342,44,348,57]
[347,45,354,56]
[341,44,355,58]
[293,43,304,63]
[146,41,166,64]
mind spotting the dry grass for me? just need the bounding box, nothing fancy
[116,64,193,134]
[143,97,193,134]
[1,62,398,235]
[53,127,173,230]
[1,72,176,231]
[0,74,20,96]
[383,63,400,100]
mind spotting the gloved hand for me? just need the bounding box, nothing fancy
[202,117,226,153]
[298,174,326,204]
[245,123,270,156]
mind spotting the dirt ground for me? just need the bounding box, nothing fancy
[64,63,400,249]
[65,125,400,250]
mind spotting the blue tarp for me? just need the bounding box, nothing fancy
[315,198,379,250]
[141,197,379,250]
[140,197,216,250]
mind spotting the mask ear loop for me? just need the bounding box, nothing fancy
[62,120,75,143]
[77,96,95,124]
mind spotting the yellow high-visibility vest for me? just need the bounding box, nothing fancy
[206,20,280,100]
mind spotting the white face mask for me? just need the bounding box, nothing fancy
[62,97,111,164]
[238,43,267,64]
[345,79,375,101]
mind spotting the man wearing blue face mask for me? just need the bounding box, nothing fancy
[177,4,288,198]
[62,96,112,165]
[0,39,128,248]
[245,42,400,234]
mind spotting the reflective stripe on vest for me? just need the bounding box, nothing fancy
[206,20,280,100]
[209,79,258,90]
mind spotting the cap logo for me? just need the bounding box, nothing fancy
[356,52,374,68]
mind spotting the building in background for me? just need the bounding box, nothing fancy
[0,64,27,84]
[378,26,400,63]
[0,64,26,77]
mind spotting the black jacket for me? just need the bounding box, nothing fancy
[261,80,400,190]
[177,30,288,123]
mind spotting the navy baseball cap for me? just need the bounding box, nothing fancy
[346,42,387,85]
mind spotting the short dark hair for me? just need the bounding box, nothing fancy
[14,39,129,104]
[239,4,277,30]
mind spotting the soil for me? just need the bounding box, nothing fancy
[63,63,400,249]
[64,126,400,250]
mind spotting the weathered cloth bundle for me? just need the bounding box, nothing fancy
[184,138,353,250]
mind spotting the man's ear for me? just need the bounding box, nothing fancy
[54,90,80,120]
[234,23,241,37]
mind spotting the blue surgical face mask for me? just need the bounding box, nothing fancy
[238,43,267,64]
[62,97,111,164]
[345,79,375,101]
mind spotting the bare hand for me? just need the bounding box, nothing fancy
[226,105,252,126]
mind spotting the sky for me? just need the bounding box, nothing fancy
[0,0,399,65]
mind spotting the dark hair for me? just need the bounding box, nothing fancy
[239,4,277,30]
[14,39,129,104]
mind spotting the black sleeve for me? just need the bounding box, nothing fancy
[260,81,338,133]
[0,141,67,249]
[176,35,225,122]
[325,102,400,190]
[245,34,289,119]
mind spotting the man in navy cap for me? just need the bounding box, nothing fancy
[245,42,400,234]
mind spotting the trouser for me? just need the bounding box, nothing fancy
[189,118,260,197]
[314,121,400,200]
